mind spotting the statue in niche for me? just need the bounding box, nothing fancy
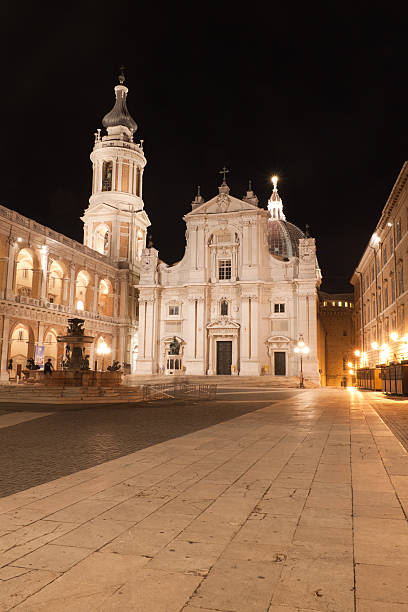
[169,337,180,355]
[103,231,110,254]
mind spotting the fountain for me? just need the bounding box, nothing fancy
[23,318,122,387]
[57,318,94,371]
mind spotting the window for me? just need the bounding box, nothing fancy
[218,259,232,280]
[343,330,347,336]
[396,218,402,243]
[274,303,285,313]
[323,301,327,306]
[102,161,113,191]
[398,264,404,296]
[384,284,389,309]
[220,300,228,316]
[383,245,388,265]
[338,301,342,307]
[169,305,179,316]
[377,291,382,313]
[391,275,396,302]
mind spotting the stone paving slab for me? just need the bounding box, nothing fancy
[0,389,407,610]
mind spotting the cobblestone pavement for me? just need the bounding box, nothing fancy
[0,389,296,498]
[365,391,408,452]
[1,388,408,611]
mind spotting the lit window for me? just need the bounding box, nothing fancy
[274,303,285,313]
[338,301,342,307]
[345,302,348,307]
[77,300,84,311]
[218,260,232,280]
[332,301,336,306]
[323,301,327,306]
[169,305,179,316]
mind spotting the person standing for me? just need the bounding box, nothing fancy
[44,359,54,376]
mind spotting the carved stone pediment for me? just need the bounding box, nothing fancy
[207,317,240,330]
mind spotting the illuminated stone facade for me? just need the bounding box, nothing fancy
[351,161,408,367]
[0,77,149,381]
[318,292,355,386]
[136,179,323,382]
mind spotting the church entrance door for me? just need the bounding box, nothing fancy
[274,352,286,376]
[216,341,232,375]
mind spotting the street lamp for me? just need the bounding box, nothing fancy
[97,340,111,372]
[294,335,310,388]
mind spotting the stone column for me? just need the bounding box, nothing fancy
[40,250,48,301]
[69,264,75,310]
[5,240,16,300]
[92,273,99,313]
[113,281,119,317]
[0,315,10,382]
[119,277,128,318]
[207,333,214,375]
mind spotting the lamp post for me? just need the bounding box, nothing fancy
[294,335,310,388]
[97,340,111,372]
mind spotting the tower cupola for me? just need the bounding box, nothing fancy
[267,176,285,220]
[102,70,137,141]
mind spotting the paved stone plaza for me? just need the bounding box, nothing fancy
[0,387,408,611]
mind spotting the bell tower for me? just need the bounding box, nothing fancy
[82,70,150,268]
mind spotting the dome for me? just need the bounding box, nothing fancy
[267,218,305,259]
[102,84,137,135]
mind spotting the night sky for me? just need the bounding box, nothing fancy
[1,3,407,292]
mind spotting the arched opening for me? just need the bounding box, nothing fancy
[47,261,64,304]
[44,329,58,368]
[98,278,113,316]
[95,335,112,371]
[94,223,110,256]
[102,161,112,191]
[15,249,34,297]
[9,323,33,374]
[75,270,90,312]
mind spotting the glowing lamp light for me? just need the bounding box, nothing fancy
[390,332,398,342]
[387,222,393,227]
[354,350,361,357]
[96,339,111,372]
[349,369,354,375]
[371,342,379,350]
[17,237,23,243]
[271,175,278,189]
[347,361,353,368]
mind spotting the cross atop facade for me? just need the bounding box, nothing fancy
[219,166,229,183]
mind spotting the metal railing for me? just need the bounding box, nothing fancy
[142,383,217,402]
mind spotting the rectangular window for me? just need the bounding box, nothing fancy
[218,259,232,280]
[384,284,388,309]
[274,303,285,313]
[377,291,382,313]
[168,305,179,316]
[396,218,402,243]
[391,276,396,302]
[399,305,405,334]
[383,245,388,265]
[398,265,404,296]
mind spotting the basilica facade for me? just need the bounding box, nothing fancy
[136,175,322,383]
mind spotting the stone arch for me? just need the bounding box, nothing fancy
[43,327,59,368]
[98,278,113,316]
[94,334,112,370]
[9,321,35,373]
[47,260,65,305]
[15,248,34,297]
[75,269,91,312]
